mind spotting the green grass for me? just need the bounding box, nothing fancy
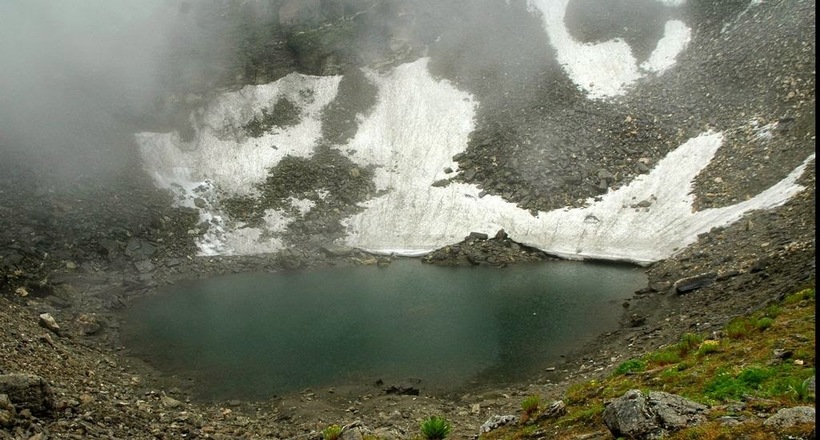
[520,395,541,418]
[614,358,647,375]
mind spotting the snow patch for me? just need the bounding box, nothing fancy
[640,20,692,74]
[136,72,341,255]
[338,63,813,264]
[528,0,691,99]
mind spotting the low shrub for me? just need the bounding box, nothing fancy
[647,349,682,366]
[614,359,647,375]
[755,316,775,331]
[696,340,720,356]
[726,318,754,339]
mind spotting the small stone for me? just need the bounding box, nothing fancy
[76,314,103,336]
[38,313,60,334]
[160,395,182,409]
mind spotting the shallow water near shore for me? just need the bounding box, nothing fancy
[122,259,646,401]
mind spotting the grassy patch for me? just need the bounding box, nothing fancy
[614,358,647,375]
[479,287,815,440]
[520,395,541,420]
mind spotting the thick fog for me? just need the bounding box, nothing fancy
[0,0,184,185]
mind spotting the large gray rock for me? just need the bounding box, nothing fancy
[480,414,519,434]
[603,390,708,440]
[0,374,55,416]
[763,406,815,429]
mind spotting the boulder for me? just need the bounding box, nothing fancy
[0,374,55,416]
[763,406,815,429]
[603,390,707,440]
[480,414,518,434]
[673,273,717,294]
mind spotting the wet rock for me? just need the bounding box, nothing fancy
[134,259,155,274]
[124,238,157,260]
[431,179,449,187]
[629,314,646,327]
[603,390,707,440]
[75,314,103,336]
[469,232,489,240]
[0,374,55,416]
[763,406,815,428]
[383,384,419,396]
[673,273,717,294]
[44,295,72,309]
[321,243,354,256]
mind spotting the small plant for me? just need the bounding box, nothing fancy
[762,304,781,318]
[520,395,541,421]
[726,317,754,339]
[696,339,720,356]
[755,316,775,331]
[420,416,452,440]
[789,378,815,403]
[785,288,815,304]
[647,348,682,366]
[677,333,704,356]
[322,424,343,440]
[614,359,647,375]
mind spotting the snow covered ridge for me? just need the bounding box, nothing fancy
[137,57,813,264]
[135,0,812,262]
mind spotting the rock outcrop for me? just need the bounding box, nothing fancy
[602,389,708,440]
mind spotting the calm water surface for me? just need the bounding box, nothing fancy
[122,259,645,400]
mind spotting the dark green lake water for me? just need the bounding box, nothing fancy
[122,259,645,400]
